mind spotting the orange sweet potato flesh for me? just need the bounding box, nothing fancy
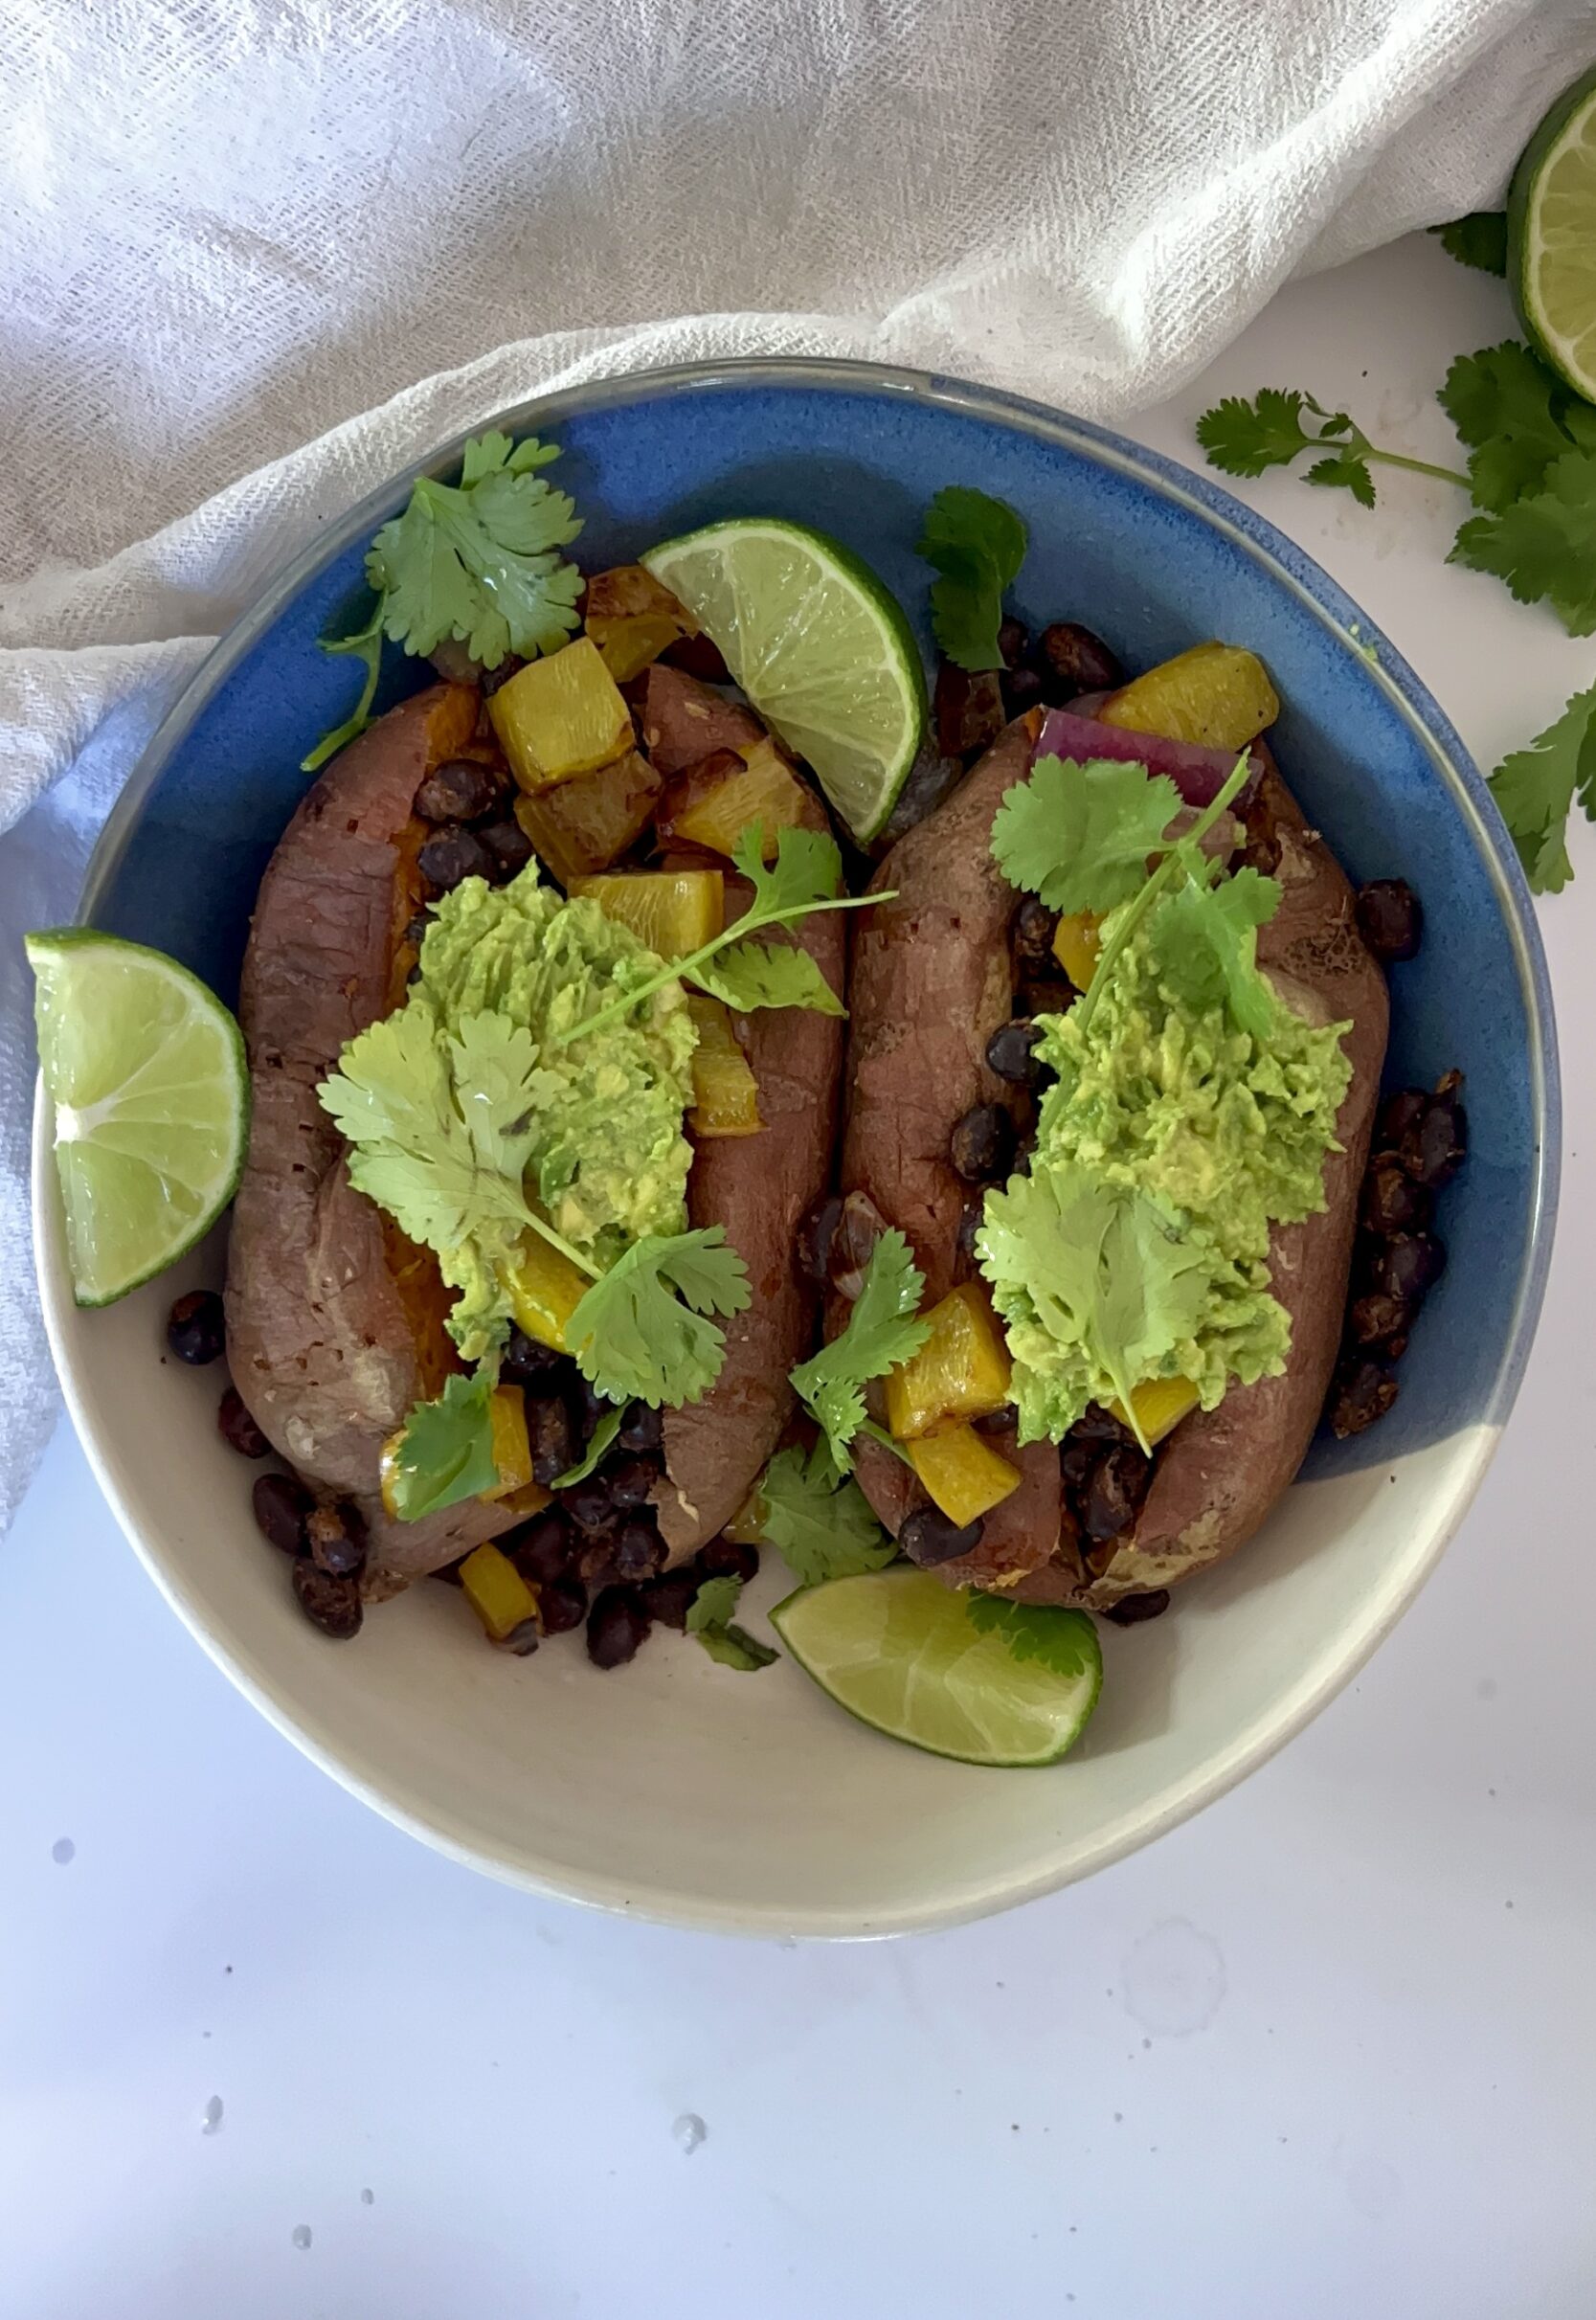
[224,685,542,1594]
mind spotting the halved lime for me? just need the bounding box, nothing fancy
[641,518,925,842]
[771,1568,1103,1767]
[29,930,249,1306]
[1510,61,1596,401]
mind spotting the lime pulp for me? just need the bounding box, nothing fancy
[1510,61,1596,402]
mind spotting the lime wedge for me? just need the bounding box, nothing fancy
[771,1568,1103,1767]
[29,930,249,1306]
[641,518,925,842]
[1510,61,1596,400]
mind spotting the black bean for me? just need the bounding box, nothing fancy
[949,1103,1015,1184]
[1372,1232,1447,1303]
[956,1197,984,1260]
[414,756,505,823]
[218,1387,270,1459]
[607,1454,658,1512]
[1059,1437,1098,1497]
[1012,894,1060,981]
[1017,979,1075,1020]
[587,1587,652,1668]
[900,1506,984,1565]
[499,1618,541,1657]
[612,1520,666,1582]
[564,1477,617,1536]
[504,1328,569,1388]
[618,1401,664,1455]
[307,1500,368,1579]
[572,1376,609,1443]
[1378,1089,1428,1150]
[1104,1589,1171,1627]
[480,655,526,697]
[1326,1357,1399,1439]
[417,824,497,893]
[167,1289,226,1365]
[479,816,534,883]
[698,1537,760,1583]
[644,1567,701,1630]
[1348,1292,1414,1353]
[972,1403,1018,1436]
[507,1509,573,1585]
[1001,664,1046,717]
[985,1020,1044,1085]
[537,1577,588,1635]
[796,1195,843,1286]
[1401,1092,1468,1190]
[1356,878,1424,964]
[997,618,1029,669]
[575,1536,621,1586]
[1034,622,1124,702]
[1073,1406,1136,1446]
[829,1190,888,1300]
[292,1560,363,1640]
[1080,1444,1151,1543]
[933,662,1007,759]
[252,1472,312,1556]
[528,1395,577,1487]
[1360,1158,1430,1239]
[402,910,431,951]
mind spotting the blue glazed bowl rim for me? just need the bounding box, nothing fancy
[83,354,1560,1444]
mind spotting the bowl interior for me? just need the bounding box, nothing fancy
[39,366,1555,1934]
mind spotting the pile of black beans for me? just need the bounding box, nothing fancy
[933,619,1125,762]
[409,754,534,901]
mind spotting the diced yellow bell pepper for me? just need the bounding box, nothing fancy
[907,1423,1022,1528]
[478,1385,534,1502]
[1098,642,1280,751]
[886,1281,1012,1442]
[663,736,811,863]
[686,995,763,1137]
[584,567,696,685]
[500,1235,590,1353]
[488,638,636,791]
[569,868,724,957]
[591,612,686,686]
[1106,1375,1201,1448]
[512,750,660,889]
[460,1541,539,1642]
[378,1428,406,1520]
[1052,910,1102,989]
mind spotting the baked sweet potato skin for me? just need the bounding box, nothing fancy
[651,777,845,1560]
[641,664,764,775]
[224,685,531,1589]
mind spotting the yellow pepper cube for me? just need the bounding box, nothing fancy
[569,868,724,958]
[488,637,636,791]
[1106,1375,1201,1448]
[664,736,812,863]
[1052,910,1102,990]
[478,1385,534,1502]
[459,1541,539,1641]
[500,1235,590,1353]
[907,1423,1022,1528]
[590,611,686,686]
[885,1281,1012,1442]
[686,995,763,1137]
[1098,642,1280,752]
[511,751,661,889]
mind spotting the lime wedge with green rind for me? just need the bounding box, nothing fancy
[771,1567,1103,1767]
[1510,61,1596,402]
[29,930,249,1307]
[641,518,925,842]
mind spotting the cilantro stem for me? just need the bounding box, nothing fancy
[556,889,890,1047]
[1362,446,1470,489]
[858,1417,915,1469]
[517,1206,601,1281]
[1070,753,1253,1043]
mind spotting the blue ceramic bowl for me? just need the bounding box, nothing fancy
[36,362,1559,1932]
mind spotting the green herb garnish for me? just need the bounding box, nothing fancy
[756,1442,896,1585]
[787,1231,929,1470]
[382,1371,499,1521]
[916,485,1028,671]
[686,1574,778,1671]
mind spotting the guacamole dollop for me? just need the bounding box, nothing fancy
[978,910,1351,1445]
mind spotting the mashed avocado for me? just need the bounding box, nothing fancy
[978,910,1351,1445]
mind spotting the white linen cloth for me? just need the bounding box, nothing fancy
[2,0,1591,1527]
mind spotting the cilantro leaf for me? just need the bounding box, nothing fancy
[756,1442,895,1585]
[686,1573,778,1671]
[965,1593,1102,1678]
[1194,390,1318,477]
[693,939,845,1016]
[1306,452,1377,507]
[302,595,387,774]
[917,486,1028,671]
[367,433,584,670]
[550,1408,622,1489]
[1146,854,1281,1039]
[1430,213,1508,276]
[384,1371,498,1521]
[1450,448,1596,634]
[788,1231,929,1466]
[990,755,1183,916]
[731,822,844,916]
[1439,341,1583,513]
[1487,680,1596,894]
[567,1228,750,1408]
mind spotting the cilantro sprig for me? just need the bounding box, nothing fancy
[916,486,1028,671]
[1485,679,1596,893]
[566,1229,750,1410]
[302,431,584,772]
[686,1574,777,1671]
[381,1371,500,1521]
[755,1442,896,1585]
[1195,390,1468,509]
[788,1231,930,1470]
[560,823,867,1044]
[1430,213,1509,278]
[965,1593,1103,1677]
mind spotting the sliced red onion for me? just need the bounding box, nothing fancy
[1034,707,1261,808]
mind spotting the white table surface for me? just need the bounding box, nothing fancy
[4,231,1593,2320]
